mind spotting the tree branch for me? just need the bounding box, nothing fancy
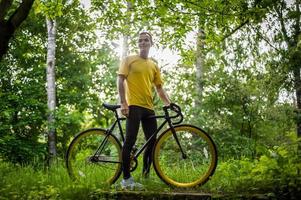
[158,0,235,17]
[184,0,245,17]
[0,0,34,60]
[0,0,13,22]
[274,1,291,47]
[251,25,282,53]
[8,0,35,29]
[221,19,249,41]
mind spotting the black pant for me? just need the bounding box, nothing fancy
[122,105,157,179]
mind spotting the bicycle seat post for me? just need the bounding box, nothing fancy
[115,108,125,142]
[114,109,119,120]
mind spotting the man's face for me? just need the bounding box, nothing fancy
[138,33,152,52]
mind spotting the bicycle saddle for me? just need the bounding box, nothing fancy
[103,103,121,111]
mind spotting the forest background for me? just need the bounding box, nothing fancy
[0,0,300,199]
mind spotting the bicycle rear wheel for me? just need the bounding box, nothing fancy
[66,128,122,185]
[153,124,217,188]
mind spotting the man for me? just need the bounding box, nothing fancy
[117,32,171,189]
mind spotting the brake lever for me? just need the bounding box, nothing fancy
[170,103,181,113]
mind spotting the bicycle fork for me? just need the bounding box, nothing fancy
[168,122,187,159]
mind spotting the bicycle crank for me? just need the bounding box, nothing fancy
[130,157,138,172]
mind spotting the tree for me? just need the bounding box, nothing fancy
[0,0,118,164]
[266,0,301,151]
[36,0,64,164]
[46,18,57,164]
[195,23,205,106]
[0,8,47,164]
[0,0,35,60]
[274,0,301,141]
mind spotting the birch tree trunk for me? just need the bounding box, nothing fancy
[46,18,57,165]
[121,1,132,59]
[195,26,205,107]
[117,1,131,117]
[122,34,129,58]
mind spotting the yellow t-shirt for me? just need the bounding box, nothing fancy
[118,55,163,110]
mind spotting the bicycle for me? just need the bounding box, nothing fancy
[66,103,217,188]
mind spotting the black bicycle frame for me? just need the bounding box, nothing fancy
[132,114,168,159]
[92,110,125,158]
[94,106,185,162]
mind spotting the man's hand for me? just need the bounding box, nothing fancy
[120,102,129,117]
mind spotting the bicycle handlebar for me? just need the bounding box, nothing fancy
[103,102,184,125]
[163,103,183,125]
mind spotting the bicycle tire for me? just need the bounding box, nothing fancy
[66,128,122,185]
[153,124,217,188]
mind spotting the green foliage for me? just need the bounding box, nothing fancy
[165,35,295,159]
[0,141,300,199]
[0,8,47,163]
[0,0,301,197]
[0,135,46,165]
[55,106,84,156]
[205,140,301,198]
[34,0,64,18]
[0,0,121,163]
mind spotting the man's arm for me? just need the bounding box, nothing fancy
[117,75,129,116]
[156,84,171,106]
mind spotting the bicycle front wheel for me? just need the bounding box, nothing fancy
[66,128,122,185]
[153,124,217,188]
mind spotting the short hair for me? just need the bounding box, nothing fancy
[139,31,153,45]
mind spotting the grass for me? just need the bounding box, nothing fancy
[0,160,173,200]
[0,161,114,200]
[1,153,300,200]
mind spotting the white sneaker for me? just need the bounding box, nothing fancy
[120,177,144,190]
